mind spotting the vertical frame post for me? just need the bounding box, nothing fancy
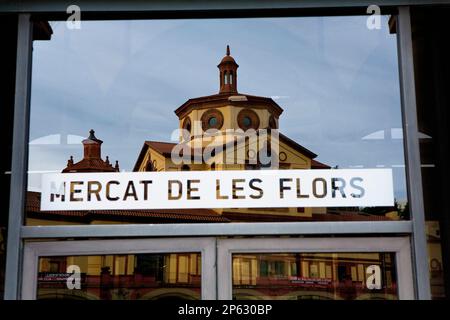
[4,14,33,300]
[397,6,431,300]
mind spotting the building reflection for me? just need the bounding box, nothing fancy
[27,47,401,225]
[232,253,398,300]
[37,253,201,300]
[31,48,401,301]
[37,252,398,300]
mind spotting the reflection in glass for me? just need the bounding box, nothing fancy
[37,253,201,300]
[27,16,407,225]
[232,252,397,300]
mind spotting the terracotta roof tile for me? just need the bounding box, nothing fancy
[145,141,177,156]
[62,158,118,173]
[222,211,391,222]
[26,191,229,223]
[311,159,331,169]
[27,191,391,223]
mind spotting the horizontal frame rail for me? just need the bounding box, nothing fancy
[21,221,413,239]
[1,0,450,13]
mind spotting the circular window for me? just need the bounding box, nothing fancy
[201,109,224,131]
[209,117,218,127]
[237,109,260,131]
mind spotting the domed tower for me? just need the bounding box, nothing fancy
[134,47,324,221]
[175,45,283,142]
[218,45,238,94]
[62,130,119,173]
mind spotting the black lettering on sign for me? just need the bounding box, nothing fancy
[168,180,182,200]
[279,178,292,199]
[232,179,246,200]
[350,177,365,198]
[70,181,83,202]
[50,182,66,202]
[140,180,153,201]
[312,178,327,198]
[87,181,102,201]
[331,178,347,198]
[106,181,120,201]
[296,178,309,198]
[249,178,263,199]
[216,179,228,200]
[187,180,201,200]
[123,181,138,201]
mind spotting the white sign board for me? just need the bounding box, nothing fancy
[40,169,394,211]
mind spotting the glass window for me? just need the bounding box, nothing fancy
[232,252,398,300]
[37,253,201,300]
[27,16,407,226]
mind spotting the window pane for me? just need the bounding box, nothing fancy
[27,16,407,226]
[232,252,398,300]
[37,253,201,300]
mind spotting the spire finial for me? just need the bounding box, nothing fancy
[218,45,238,94]
[88,129,96,140]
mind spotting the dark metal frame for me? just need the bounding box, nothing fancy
[1,0,450,13]
[4,14,32,300]
[396,6,430,299]
[2,3,432,300]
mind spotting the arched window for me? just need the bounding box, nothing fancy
[229,71,233,84]
[224,71,228,84]
[145,159,154,172]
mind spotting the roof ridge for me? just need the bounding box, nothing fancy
[145,140,177,145]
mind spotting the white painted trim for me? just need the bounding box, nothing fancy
[20,221,413,238]
[217,237,414,300]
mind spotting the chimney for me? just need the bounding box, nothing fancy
[82,129,103,159]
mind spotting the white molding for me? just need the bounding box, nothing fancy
[20,221,413,239]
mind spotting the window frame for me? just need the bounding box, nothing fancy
[217,237,414,299]
[3,5,430,300]
[21,237,216,300]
